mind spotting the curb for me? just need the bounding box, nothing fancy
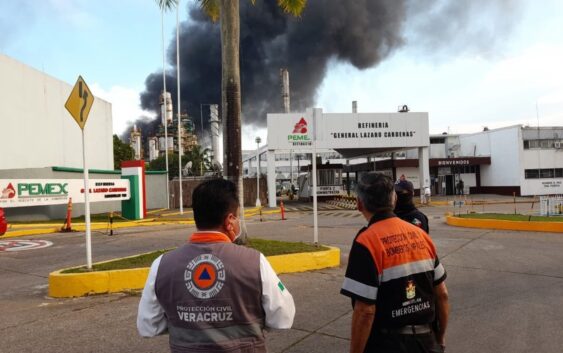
[446,215,563,233]
[48,246,341,298]
[3,208,274,239]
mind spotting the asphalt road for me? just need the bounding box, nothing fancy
[1,202,563,353]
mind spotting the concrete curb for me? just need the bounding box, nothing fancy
[3,208,275,239]
[48,246,341,298]
[446,215,563,233]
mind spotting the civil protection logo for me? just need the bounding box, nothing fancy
[184,254,226,299]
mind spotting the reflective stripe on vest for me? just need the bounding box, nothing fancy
[168,321,263,345]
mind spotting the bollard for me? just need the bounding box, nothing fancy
[280,201,286,221]
[109,211,114,236]
[61,198,73,232]
[259,207,263,222]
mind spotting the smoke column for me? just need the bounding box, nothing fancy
[130,0,521,140]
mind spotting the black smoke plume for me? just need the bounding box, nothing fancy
[129,0,522,141]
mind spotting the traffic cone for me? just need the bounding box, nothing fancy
[61,198,73,232]
[280,201,286,221]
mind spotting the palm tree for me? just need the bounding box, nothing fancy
[158,0,307,243]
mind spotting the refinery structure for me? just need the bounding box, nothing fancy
[128,92,201,163]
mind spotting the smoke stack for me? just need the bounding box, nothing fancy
[148,137,158,161]
[159,91,173,125]
[209,104,221,167]
[352,101,358,113]
[130,125,142,160]
[280,68,290,113]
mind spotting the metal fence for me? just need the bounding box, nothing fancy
[540,195,563,216]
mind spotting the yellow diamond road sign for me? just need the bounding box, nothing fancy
[65,76,94,130]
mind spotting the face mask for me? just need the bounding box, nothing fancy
[232,216,242,241]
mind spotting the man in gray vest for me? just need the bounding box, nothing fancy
[137,179,295,352]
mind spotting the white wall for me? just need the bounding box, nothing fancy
[459,133,491,157]
[0,54,113,170]
[396,167,420,189]
[521,149,563,195]
[460,126,521,187]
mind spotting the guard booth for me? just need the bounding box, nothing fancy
[297,163,343,201]
[266,108,431,207]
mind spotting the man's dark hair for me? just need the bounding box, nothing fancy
[192,179,239,229]
[356,172,395,212]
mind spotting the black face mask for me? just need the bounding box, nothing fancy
[395,192,414,210]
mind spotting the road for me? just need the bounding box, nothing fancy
[1,202,563,352]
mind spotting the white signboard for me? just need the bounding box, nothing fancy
[267,111,429,151]
[0,179,130,208]
[317,185,342,196]
[521,179,563,196]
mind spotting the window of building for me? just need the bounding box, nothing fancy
[525,168,563,179]
[525,169,539,179]
[523,139,562,149]
[430,137,446,144]
[540,169,554,178]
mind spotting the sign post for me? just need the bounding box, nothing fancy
[65,76,94,270]
[312,108,320,245]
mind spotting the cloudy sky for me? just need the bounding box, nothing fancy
[1,0,562,150]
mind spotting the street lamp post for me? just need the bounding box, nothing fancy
[176,0,183,214]
[255,136,261,207]
[161,9,170,210]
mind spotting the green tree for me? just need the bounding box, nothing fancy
[184,145,212,176]
[157,0,306,243]
[113,135,135,169]
[147,146,211,179]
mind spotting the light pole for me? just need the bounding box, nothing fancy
[161,9,170,210]
[176,0,183,214]
[255,136,261,207]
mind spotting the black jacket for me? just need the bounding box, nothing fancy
[394,204,429,234]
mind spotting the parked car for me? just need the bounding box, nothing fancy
[0,207,7,236]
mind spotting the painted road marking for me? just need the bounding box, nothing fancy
[0,240,53,252]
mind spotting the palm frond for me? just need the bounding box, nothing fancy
[276,0,307,17]
[155,0,178,11]
[198,0,220,22]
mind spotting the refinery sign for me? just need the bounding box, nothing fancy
[268,110,429,151]
[0,179,130,208]
[287,117,312,147]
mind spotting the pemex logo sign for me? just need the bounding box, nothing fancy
[288,117,312,146]
[1,183,16,199]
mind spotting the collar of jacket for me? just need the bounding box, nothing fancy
[368,209,396,226]
[394,203,417,216]
[190,231,232,243]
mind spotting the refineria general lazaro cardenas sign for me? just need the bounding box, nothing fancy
[267,111,429,151]
[0,179,130,208]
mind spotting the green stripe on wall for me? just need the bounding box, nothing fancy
[121,175,141,220]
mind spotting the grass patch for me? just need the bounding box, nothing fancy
[458,213,563,222]
[61,239,328,273]
[247,238,328,257]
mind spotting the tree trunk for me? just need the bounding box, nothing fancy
[220,0,247,243]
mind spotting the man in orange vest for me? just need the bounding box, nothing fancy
[341,173,449,353]
[137,179,295,352]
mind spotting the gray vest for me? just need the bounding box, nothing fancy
[155,242,266,353]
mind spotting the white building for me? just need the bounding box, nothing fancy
[0,53,114,170]
[458,125,563,196]
[253,116,563,198]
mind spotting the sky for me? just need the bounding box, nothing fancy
[1,0,563,150]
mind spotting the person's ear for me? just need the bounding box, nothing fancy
[223,213,234,231]
[357,198,364,212]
